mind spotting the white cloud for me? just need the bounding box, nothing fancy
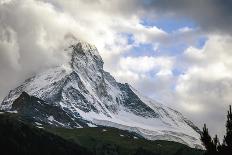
[111,55,175,103]
[0,0,171,99]
[0,0,12,4]
[123,24,167,45]
[118,56,173,74]
[175,34,232,139]
[0,0,81,98]
[177,27,193,33]
[0,26,20,70]
[1,0,231,141]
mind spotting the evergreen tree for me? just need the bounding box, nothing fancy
[212,135,219,154]
[201,105,232,155]
[225,105,232,148]
[220,105,232,154]
[201,124,212,151]
[201,124,218,155]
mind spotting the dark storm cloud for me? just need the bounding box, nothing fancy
[43,0,232,34]
[135,0,232,34]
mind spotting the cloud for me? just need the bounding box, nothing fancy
[0,0,90,98]
[118,56,173,74]
[0,0,171,100]
[175,35,232,138]
[111,55,176,102]
[0,0,232,140]
[0,26,20,70]
[133,0,232,34]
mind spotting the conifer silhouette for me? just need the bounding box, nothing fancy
[201,105,232,155]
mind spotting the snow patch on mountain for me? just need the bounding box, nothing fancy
[0,41,202,149]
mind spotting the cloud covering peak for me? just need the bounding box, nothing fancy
[0,0,232,140]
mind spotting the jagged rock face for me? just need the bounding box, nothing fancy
[11,92,88,128]
[118,83,159,118]
[0,41,202,149]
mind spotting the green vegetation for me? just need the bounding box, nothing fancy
[0,112,92,155]
[47,126,204,155]
[0,112,204,155]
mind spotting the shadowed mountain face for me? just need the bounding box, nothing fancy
[11,91,88,128]
[0,41,202,148]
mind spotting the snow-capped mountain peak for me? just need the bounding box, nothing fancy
[0,41,202,149]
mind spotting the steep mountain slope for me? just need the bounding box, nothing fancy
[10,91,88,128]
[0,41,202,148]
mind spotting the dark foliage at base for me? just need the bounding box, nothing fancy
[47,127,204,155]
[0,113,92,155]
[201,105,232,155]
[0,112,204,155]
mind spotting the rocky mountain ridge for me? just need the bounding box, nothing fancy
[0,41,202,149]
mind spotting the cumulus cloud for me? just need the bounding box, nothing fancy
[111,56,176,102]
[0,0,171,99]
[118,56,173,74]
[175,35,232,138]
[0,0,232,140]
[0,0,83,98]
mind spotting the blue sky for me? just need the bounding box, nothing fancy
[123,17,208,79]
[128,17,207,57]
[141,17,197,33]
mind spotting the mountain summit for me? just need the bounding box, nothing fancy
[1,41,202,148]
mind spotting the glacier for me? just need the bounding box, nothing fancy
[0,41,202,149]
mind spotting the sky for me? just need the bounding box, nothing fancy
[0,0,232,139]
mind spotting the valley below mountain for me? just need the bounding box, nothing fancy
[0,112,204,155]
